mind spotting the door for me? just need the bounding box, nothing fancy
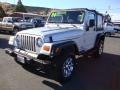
[1,18,7,30]
[6,22,13,31]
[84,12,97,51]
[6,18,13,31]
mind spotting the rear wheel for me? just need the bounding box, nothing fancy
[93,40,104,57]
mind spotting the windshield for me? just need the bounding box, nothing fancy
[48,10,85,24]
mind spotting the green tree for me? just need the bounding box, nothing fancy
[14,0,27,13]
[0,6,6,18]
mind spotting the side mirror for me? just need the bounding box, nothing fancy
[89,19,95,27]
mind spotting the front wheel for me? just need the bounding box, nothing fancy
[55,54,76,83]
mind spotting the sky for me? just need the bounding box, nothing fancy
[1,0,120,11]
[1,0,120,21]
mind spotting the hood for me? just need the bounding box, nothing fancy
[17,24,84,42]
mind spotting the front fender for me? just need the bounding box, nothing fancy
[51,41,79,56]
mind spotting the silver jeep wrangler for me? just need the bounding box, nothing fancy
[6,8,105,83]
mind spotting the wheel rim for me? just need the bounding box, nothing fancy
[99,42,103,55]
[62,57,74,78]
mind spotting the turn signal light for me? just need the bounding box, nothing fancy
[43,45,50,51]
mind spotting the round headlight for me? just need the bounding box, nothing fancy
[16,35,20,42]
[36,38,43,47]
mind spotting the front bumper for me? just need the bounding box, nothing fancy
[5,48,52,65]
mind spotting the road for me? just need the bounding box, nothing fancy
[0,32,120,90]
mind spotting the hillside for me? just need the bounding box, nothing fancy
[0,2,51,15]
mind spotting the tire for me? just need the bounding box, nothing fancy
[55,53,76,83]
[93,40,104,57]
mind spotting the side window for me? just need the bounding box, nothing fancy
[97,15,103,30]
[7,18,12,23]
[3,18,7,22]
[87,12,95,31]
[88,13,95,20]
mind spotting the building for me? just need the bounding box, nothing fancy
[8,12,48,20]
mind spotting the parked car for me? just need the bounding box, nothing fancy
[114,23,120,33]
[30,18,45,27]
[104,22,116,36]
[6,8,105,83]
[0,17,34,34]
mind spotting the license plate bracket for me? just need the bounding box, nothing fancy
[17,54,25,64]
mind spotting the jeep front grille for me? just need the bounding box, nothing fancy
[19,35,36,52]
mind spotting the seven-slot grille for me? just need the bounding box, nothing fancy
[19,35,36,52]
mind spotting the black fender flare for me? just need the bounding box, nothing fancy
[94,33,105,48]
[51,41,79,57]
